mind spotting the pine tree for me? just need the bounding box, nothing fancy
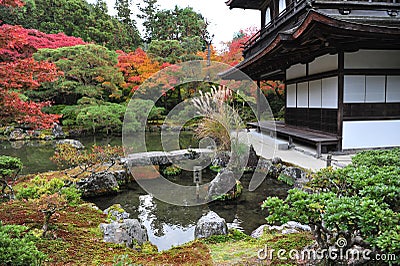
[137,0,159,42]
[115,0,133,27]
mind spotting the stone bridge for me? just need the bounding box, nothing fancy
[120,148,215,167]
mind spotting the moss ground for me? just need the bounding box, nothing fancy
[0,171,313,265]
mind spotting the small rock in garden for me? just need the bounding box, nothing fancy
[272,157,283,165]
[246,144,259,168]
[250,224,269,238]
[281,228,300,234]
[280,167,306,180]
[8,128,26,141]
[104,204,130,222]
[285,221,311,231]
[194,211,228,239]
[52,122,65,138]
[251,221,311,238]
[56,139,84,149]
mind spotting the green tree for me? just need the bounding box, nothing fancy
[142,6,207,63]
[147,40,184,64]
[33,44,125,104]
[137,0,159,42]
[0,155,22,200]
[114,0,141,51]
[115,0,132,27]
[76,103,125,135]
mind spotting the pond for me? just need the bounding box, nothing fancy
[0,131,196,174]
[0,131,290,251]
[90,171,289,251]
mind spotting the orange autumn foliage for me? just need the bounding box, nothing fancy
[117,48,167,93]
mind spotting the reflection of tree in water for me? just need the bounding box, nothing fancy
[138,195,160,235]
[138,194,207,238]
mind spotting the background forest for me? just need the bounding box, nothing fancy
[0,0,284,135]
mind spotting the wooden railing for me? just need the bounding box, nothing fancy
[242,0,308,52]
[242,0,400,53]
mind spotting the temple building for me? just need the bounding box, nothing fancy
[224,0,400,154]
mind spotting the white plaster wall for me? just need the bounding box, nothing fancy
[344,50,400,69]
[309,80,322,108]
[343,120,400,149]
[309,54,338,75]
[365,76,385,103]
[344,75,365,103]
[387,76,400,102]
[322,77,338,108]
[297,82,309,108]
[287,84,296,107]
[286,63,306,80]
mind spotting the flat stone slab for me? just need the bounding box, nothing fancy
[121,148,215,167]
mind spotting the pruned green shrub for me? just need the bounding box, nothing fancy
[261,148,400,264]
[0,222,47,265]
[16,176,81,206]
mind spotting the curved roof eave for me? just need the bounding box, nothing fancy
[222,10,400,80]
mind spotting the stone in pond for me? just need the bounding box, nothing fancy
[207,170,236,200]
[194,211,228,239]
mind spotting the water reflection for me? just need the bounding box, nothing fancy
[138,195,207,250]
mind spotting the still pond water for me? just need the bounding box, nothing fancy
[0,132,289,251]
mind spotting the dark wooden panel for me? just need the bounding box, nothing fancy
[286,108,338,133]
[343,103,400,120]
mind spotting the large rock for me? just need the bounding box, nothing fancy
[56,139,84,149]
[207,170,237,200]
[100,219,148,247]
[76,172,119,197]
[246,144,259,168]
[194,211,228,239]
[251,221,311,238]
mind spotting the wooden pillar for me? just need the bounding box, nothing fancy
[257,80,261,133]
[270,5,275,21]
[337,51,344,152]
[270,0,279,19]
[261,7,266,36]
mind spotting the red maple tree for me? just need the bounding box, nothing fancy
[217,27,259,66]
[0,24,85,62]
[0,0,23,7]
[0,58,62,129]
[0,1,70,129]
